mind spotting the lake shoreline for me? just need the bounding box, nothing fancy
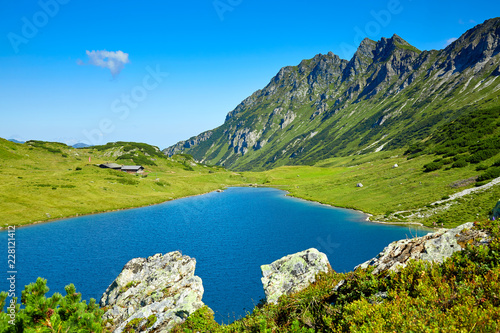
[257,185,437,230]
[1,187,227,230]
[2,184,436,231]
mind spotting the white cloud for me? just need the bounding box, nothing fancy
[445,37,458,47]
[78,50,130,78]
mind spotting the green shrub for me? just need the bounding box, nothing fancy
[452,159,468,168]
[477,167,500,182]
[476,164,489,171]
[0,278,104,332]
[47,148,63,154]
[146,314,157,328]
[467,149,498,164]
[75,167,82,171]
[125,317,144,332]
[171,306,219,332]
[423,161,443,172]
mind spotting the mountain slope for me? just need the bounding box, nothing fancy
[164,18,500,171]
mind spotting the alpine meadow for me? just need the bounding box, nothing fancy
[1,7,500,332]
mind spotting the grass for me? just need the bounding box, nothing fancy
[2,139,499,229]
[0,139,244,228]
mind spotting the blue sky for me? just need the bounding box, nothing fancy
[0,0,498,148]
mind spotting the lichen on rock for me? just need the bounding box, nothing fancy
[100,251,205,333]
[356,223,491,275]
[261,248,331,304]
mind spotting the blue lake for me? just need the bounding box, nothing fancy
[0,187,429,323]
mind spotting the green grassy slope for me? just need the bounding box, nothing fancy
[0,139,245,227]
[2,133,499,228]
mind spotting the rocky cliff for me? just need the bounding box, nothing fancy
[164,18,500,171]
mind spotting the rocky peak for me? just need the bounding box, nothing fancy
[442,17,500,73]
[343,38,377,79]
[372,34,420,63]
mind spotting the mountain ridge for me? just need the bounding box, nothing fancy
[164,18,500,171]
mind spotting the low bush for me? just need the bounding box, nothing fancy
[423,161,443,172]
[467,149,498,164]
[452,159,468,168]
[476,164,489,171]
[477,167,500,182]
[0,278,105,332]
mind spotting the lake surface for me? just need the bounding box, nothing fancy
[0,187,429,323]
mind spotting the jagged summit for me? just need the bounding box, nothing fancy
[442,17,500,73]
[164,18,500,171]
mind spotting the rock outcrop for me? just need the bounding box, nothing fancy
[100,251,204,333]
[356,223,491,275]
[261,248,331,304]
[163,131,213,157]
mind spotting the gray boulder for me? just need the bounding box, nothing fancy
[100,251,205,333]
[261,248,330,304]
[356,223,491,275]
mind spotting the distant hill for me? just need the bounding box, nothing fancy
[164,18,500,171]
[72,143,91,148]
[7,139,91,148]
